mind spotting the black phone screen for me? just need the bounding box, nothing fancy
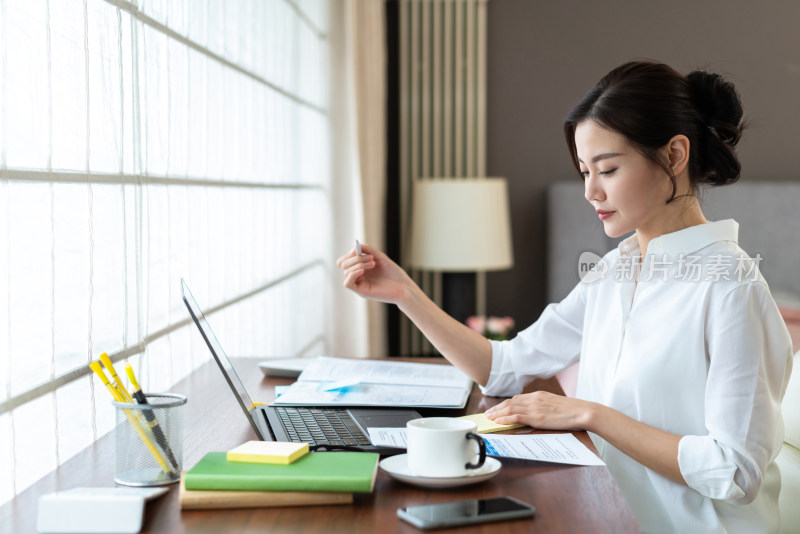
[399,496,535,528]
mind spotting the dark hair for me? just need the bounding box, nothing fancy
[564,61,745,202]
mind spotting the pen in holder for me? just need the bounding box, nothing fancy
[112,393,186,486]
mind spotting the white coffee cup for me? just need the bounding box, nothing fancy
[406,417,486,477]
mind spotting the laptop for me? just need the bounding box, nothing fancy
[181,280,421,454]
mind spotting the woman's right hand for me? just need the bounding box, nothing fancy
[338,242,494,385]
[336,243,415,305]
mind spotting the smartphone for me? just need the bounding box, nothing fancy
[397,496,535,530]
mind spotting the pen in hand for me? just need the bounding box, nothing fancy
[125,364,179,469]
[355,239,364,256]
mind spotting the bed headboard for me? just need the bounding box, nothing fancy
[546,181,800,306]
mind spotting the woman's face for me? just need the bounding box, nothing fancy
[574,120,673,239]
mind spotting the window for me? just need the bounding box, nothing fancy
[0,0,336,503]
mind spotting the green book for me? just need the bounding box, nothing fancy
[184,451,380,493]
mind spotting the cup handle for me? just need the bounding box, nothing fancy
[464,432,486,470]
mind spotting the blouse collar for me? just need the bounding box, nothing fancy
[618,219,740,257]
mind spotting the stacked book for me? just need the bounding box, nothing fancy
[180,441,379,510]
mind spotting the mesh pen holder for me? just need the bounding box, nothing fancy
[112,393,186,486]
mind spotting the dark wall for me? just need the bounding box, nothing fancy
[485,0,800,330]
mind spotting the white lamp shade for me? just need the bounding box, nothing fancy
[409,178,514,272]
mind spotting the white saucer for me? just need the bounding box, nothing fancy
[379,454,502,488]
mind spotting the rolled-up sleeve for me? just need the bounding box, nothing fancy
[481,282,587,397]
[678,282,793,504]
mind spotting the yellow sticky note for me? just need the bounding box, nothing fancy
[227,441,309,465]
[458,413,526,434]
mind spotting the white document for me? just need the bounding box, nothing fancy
[367,428,605,466]
[368,427,409,449]
[480,433,605,466]
[273,381,470,408]
[270,356,472,408]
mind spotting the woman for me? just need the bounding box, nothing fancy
[337,61,793,533]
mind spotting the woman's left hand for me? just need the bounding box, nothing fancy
[485,390,687,485]
[484,391,596,431]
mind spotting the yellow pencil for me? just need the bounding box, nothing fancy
[90,361,173,474]
[100,353,134,403]
[90,361,124,402]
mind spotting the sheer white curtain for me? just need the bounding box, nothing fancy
[0,0,373,504]
[350,0,387,357]
[328,0,387,358]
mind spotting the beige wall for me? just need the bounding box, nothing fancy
[485,0,800,328]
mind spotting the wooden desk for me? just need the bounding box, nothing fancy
[1,358,640,533]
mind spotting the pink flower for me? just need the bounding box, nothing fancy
[466,316,486,333]
[487,316,514,336]
[466,315,515,340]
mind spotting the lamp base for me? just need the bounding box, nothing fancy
[442,272,476,324]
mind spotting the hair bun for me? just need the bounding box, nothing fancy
[687,70,744,146]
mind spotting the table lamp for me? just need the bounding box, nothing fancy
[408,177,514,318]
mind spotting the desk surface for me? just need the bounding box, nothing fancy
[1,357,640,533]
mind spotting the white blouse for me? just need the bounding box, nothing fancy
[483,220,793,533]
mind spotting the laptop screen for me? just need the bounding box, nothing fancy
[180,280,260,429]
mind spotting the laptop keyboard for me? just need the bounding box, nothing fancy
[275,407,372,447]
